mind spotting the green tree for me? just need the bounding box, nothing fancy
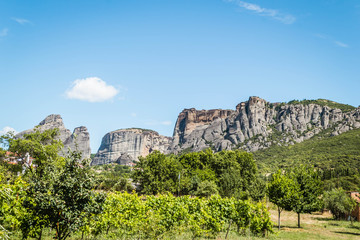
[267,170,298,230]
[7,128,64,178]
[194,180,218,197]
[132,151,182,194]
[21,150,105,240]
[248,177,266,202]
[323,188,357,220]
[291,165,323,228]
[3,128,105,240]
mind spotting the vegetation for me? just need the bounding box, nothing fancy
[267,166,324,230]
[0,129,106,240]
[92,164,133,191]
[287,99,356,112]
[125,128,155,132]
[290,165,323,228]
[1,123,359,239]
[323,188,357,220]
[92,192,273,239]
[267,170,298,230]
[132,149,262,200]
[21,151,105,240]
[0,129,276,239]
[254,128,360,190]
[267,208,360,240]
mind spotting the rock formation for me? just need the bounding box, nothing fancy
[92,96,360,165]
[91,128,172,165]
[172,96,360,153]
[16,114,91,159]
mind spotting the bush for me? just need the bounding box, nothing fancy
[323,188,357,220]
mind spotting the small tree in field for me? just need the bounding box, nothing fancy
[291,165,323,228]
[267,170,298,230]
[323,188,356,220]
[22,150,105,240]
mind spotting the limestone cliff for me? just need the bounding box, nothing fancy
[92,97,360,165]
[91,128,172,165]
[172,96,360,153]
[16,114,91,159]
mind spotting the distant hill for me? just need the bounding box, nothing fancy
[254,128,360,190]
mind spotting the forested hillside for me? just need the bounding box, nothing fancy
[254,128,360,190]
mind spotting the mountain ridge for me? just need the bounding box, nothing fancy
[92,96,360,165]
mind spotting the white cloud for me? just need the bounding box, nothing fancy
[12,18,31,25]
[65,77,119,102]
[131,112,137,117]
[334,41,349,48]
[0,28,8,37]
[315,34,349,48]
[0,126,17,136]
[224,0,295,24]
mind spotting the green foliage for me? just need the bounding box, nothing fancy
[93,192,273,239]
[132,151,182,194]
[267,170,298,212]
[291,166,323,214]
[92,164,133,191]
[0,128,106,240]
[290,165,323,227]
[21,151,106,240]
[132,149,262,199]
[0,177,27,239]
[323,188,357,220]
[287,99,355,112]
[248,177,266,202]
[194,180,218,197]
[7,128,64,178]
[267,170,299,230]
[254,128,360,190]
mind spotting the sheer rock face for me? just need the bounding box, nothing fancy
[16,114,91,159]
[172,96,360,153]
[92,96,360,165]
[91,129,172,165]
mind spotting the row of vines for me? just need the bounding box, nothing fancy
[0,180,273,239]
[86,192,273,239]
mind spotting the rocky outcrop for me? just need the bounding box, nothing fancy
[93,97,360,165]
[16,114,91,159]
[172,96,360,153]
[91,129,172,165]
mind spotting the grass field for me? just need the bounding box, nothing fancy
[265,209,360,240]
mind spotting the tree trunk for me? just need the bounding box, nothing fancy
[225,220,232,239]
[298,213,301,228]
[278,207,281,231]
[37,229,42,240]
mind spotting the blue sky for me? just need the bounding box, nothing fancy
[1,0,359,152]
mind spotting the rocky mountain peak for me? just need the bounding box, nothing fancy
[38,114,65,128]
[17,114,91,159]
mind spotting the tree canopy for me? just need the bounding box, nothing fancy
[132,149,261,200]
